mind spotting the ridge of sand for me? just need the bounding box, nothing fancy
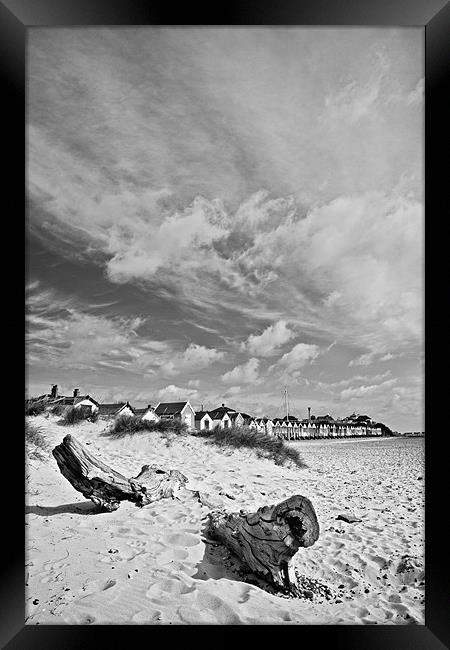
[25,415,424,625]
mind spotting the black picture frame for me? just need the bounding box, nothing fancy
[2,0,448,648]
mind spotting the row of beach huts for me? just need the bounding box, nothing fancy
[26,385,386,440]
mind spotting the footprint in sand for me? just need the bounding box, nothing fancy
[82,615,96,624]
[132,609,162,623]
[127,539,147,550]
[146,578,195,597]
[193,591,243,624]
[158,547,189,562]
[164,532,200,548]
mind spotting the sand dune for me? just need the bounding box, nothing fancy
[25,415,424,625]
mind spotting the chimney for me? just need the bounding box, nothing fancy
[222,403,225,407]
[308,406,311,421]
[148,404,152,410]
[73,388,80,397]
[201,404,204,411]
[51,384,58,399]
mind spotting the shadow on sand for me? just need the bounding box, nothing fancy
[25,501,102,516]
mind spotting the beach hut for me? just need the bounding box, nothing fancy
[72,394,99,414]
[98,402,135,419]
[255,418,266,433]
[211,411,232,429]
[229,412,245,428]
[271,418,281,438]
[208,405,236,429]
[134,405,160,423]
[154,401,196,429]
[195,411,214,431]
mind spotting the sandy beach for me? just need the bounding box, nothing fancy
[25,415,424,625]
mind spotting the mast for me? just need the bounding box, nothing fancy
[284,385,289,419]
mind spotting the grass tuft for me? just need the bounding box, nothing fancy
[25,400,46,416]
[195,425,306,468]
[25,420,50,461]
[50,403,67,416]
[104,415,188,438]
[61,406,93,425]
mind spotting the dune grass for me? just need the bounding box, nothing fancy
[25,400,46,416]
[105,414,188,438]
[50,403,67,416]
[61,405,95,425]
[195,425,306,468]
[25,420,50,461]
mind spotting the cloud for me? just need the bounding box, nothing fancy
[224,385,241,397]
[29,123,424,355]
[405,77,424,106]
[159,343,226,378]
[272,343,320,378]
[26,284,225,381]
[181,343,225,367]
[26,286,149,371]
[221,358,260,384]
[310,370,392,395]
[340,378,398,400]
[385,77,424,108]
[349,352,377,367]
[321,51,389,125]
[240,320,294,357]
[157,384,199,401]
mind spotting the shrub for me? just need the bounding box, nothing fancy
[50,404,67,415]
[62,405,90,425]
[50,403,67,416]
[25,400,46,416]
[105,415,188,438]
[25,421,50,461]
[88,409,99,423]
[196,425,306,468]
[107,414,142,436]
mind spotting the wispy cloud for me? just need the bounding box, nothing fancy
[340,378,398,400]
[320,50,390,125]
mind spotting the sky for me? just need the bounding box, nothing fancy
[26,27,424,431]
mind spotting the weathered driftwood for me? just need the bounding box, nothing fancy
[52,434,188,512]
[207,495,320,593]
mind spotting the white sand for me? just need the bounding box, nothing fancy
[25,415,424,625]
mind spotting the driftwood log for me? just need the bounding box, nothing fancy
[52,434,188,512]
[207,495,319,593]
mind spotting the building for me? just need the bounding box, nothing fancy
[208,404,237,429]
[154,401,196,429]
[194,411,214,431]
[134,405,160,423]
[228,411,245,427]
[48,388,100,413]
[98,402,135,419]
[254,418,266,433]
[210,410,232,430]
